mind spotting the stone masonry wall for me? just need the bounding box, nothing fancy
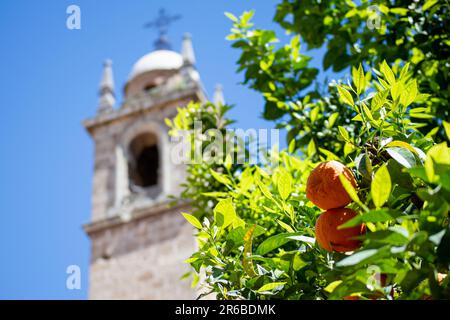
[85,89,203,299]
[88,205,197,299]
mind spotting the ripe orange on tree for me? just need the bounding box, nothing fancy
[315,208,365,252]
[306,161,357,210]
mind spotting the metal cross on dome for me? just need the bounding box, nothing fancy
[144,8,182,50]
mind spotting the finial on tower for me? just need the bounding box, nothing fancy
[182,33,196,66]
[213,84,225,106]
[98,59,115,114]
[144,8,181,51]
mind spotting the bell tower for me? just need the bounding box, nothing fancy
[83,18,207,298]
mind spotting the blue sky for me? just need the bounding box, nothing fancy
[0,0,341,299]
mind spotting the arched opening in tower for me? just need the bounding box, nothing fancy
[129,132,159,188]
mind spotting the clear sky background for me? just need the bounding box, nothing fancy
[0,0,343,299]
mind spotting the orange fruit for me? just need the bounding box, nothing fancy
[315,208,365,252]
[343,295,360,300]
[306,161,357,210]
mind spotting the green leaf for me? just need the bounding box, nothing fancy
[380,60,396,85]
[310,106,320,123]
[352,63,365,95]
[181,213,202,229]
[443,121,450,141]
[290,35,300,62]
[339,210,399,229]
[337,86,355,107]
[241,10,255,26]
[277,169,292,200]
[225,33,240,41]
[400,270,425,292]
[324,280,342,293]
[232,217,246,229]
[210,169,232,185]
[277,220,295,233]
[387,159,414,188]
[292,254,308,271]
[336,249,379,267]
[384,141,419,156]
[239,168,254,193]
[260,60,271,71]
[319,148,340,161]
[201,191,229,197]
[423,0,438,11]
[286,235,316,244]
[268,82,276,91]
[307,138,316,156]
[355,153,373,180]
[426,127,440,138]
[214,198,237,228]
[429,229,446,246]
[224,12,238,22]
[344,142,356,157]
[328,112,339,128]
[362,103,376,124]
[371,165,391,208]
[399,62,410,80]
[257,179,274,200]
[338,126,350,142]
[424,157,435,182]
[191,272,199,288]
[390,82,401,101]
[243,224,257,277]
[400,80,417,107]
[390,8,409,15]
[256,232,303,255]
[224,154,232,170]
[371,90,388,111]
[288,138,296,153]
[427,142,450,165]
[386,147,416,168]
[366,229,409,246]
[410,113,434,119]
[409,107,429,113]
[263,101,285,120]
[257,282,286,293]
[227,225,266,246]
[338,174,360,204]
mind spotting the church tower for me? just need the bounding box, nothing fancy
[83,12,208,299]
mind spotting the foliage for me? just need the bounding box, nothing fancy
[166,102,237,219]
[168,1,450,300]
[227,0,450,153]
[170,66,449,299]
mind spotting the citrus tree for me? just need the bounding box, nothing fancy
[166,0,450,300]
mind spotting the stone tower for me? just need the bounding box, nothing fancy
[83,31,207,299]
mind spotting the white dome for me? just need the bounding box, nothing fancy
[128,50,183,80]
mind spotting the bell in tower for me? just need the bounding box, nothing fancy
[82,10,208,299]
